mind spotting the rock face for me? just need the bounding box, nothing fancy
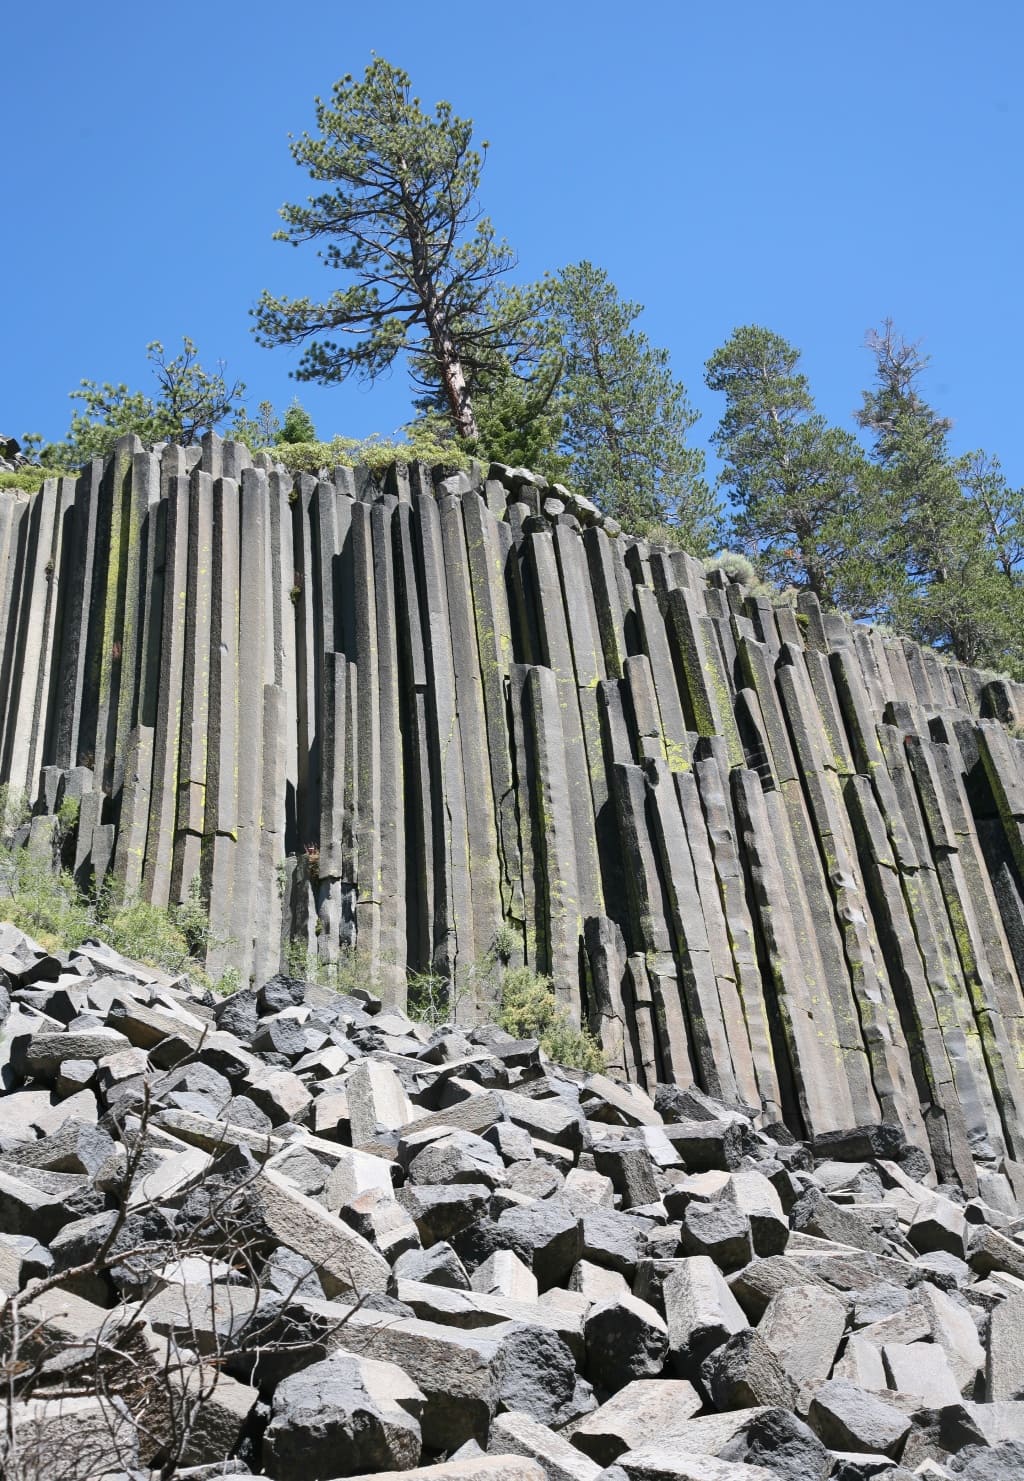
[0,442,1022,1200]
[1,924,1024,1477]
[3,444,1024,1472]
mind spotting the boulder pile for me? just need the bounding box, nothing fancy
[2,922,1024,1481]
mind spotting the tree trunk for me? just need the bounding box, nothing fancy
[401,186,479,441]
[437,337,479,440]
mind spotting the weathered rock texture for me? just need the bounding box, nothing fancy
[3,927,1024,1479]
[2,438,1024,1180]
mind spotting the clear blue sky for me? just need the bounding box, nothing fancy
[4,2,1022,484]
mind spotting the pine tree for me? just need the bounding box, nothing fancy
[539,263,717,549]
[857,322,1024,673]
[39,338,245,470]
[705,325,883,612]
[252,58,523,440]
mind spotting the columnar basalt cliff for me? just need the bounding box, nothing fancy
[2,433,1024,1182]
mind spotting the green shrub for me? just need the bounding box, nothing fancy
[0,785,31,844]
[212,966,243,996]
[498,966,605,1072]
[55,795,80,835]
[267,425,471,478]
[498,965,559,1038]
[0,470,59,494]
[629,520,687,552]
[175,874,212,959]
[406,968,454,1026]
[285,938,381,997]
[96,894,195,974]
[0,836,224,984]
[491,922,520,965]
[704,550,758,587]
[0,848,93,952]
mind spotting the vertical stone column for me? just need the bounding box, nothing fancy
[291,474,321,855]
[610,760,691,1081]
[371,495,407,1001]
[741,635,881,1128]
[231,468,270,980]
[694,755,781,1120]
[351,501,382,974]
[51,462,102,770]
[416,492,472,979]
[553,523,613,909]
[508,664,541,971]
[462,490,524,932]
[171,469,214,903]
[624,655,668,765]
[667,587,743,766]
[255,683,288,984]
[204,475,242,972]
[584,526,628,679]
[876,725,1005,1160]
[3,478,63,801]
[112,726,154,897]
[775,648,925,1143]
[583,914,637,1080]
[393,500,433,972]
[732,766,857,1137]
[906,733,1024,1159]
[34,477,78,786]
[525,664,582,1009]
[978,722,1024,879]
[143,478,189,907]
[109,449,157,798]
[526,529,603,920]
[845,771,978,1190]
[634,585,691,766]
[644,757,736,1100]
[676,765,770,1113]
[440,493,502,1010]
[82,435,142,797]
[135,451,174,737]
[626,953,661,1087]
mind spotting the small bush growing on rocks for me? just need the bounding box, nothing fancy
[406,968,457,1027]
[96,894,196,975]
[491,921,520,964]
[498,965,605,1072]
[0,850,93,952]
[704,550,759,586]
[0,848,242,991]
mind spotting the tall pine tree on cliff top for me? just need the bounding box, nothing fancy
[857,320,1024,672]
[705,324,884,614]
[253,57,522,440]
[538,262,718,549]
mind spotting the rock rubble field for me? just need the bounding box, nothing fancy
[2,925,1024,1481]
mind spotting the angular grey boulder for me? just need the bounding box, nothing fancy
[569,1378,702,1465]
[758,1283,847,1389]
[663,1255,749,1373]
[716,1406,832,1481]
[808,1378,913,1458]
[700,1328,799,1411]
[394,1240,471,1290]
[263,1351,425,1478]
[488,1410,601,1481]
[583,1292,668,1394]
